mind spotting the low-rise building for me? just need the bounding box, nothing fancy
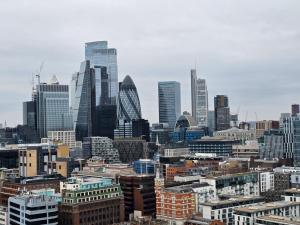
[201,196,264,225]
[233,201,300,225]
[199,172,260,198]
[0,206,8,225]
[255,215,300,225]
[8,193,58,225]
[284,188,300,202]
[214,128,256,142]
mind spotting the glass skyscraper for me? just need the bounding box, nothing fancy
[36,76,73,138]
[85,41,118,105]
[214,95,231,131]
[70,60,95,141]
[191,69,208,127]
[117,75,142,122]
[158,81,181,128]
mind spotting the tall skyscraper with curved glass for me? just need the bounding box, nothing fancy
[117,75,142,122]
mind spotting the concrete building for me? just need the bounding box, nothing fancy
[164,148,190,157]
[113,138,148,163]
[191,69,208,127]
[0,206,8,225]
[201,196,264,225]
[255,215,300,225]
[8,193,58,225]
[259,171,274,193]
[0,174,64,206]
[199,172,260,198]
[255,120,279,139]
[83,136,120,163]
[284,188,300,202]
[214,128,256,142]
[233,201,300,225]
[232,141,259,158]
[41,130,77,148]
[189,137,237,157]
[292,104,300,116]
[59,177,124,225]
[158,81,181,129]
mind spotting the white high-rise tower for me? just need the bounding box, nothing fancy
[191,69,208,127]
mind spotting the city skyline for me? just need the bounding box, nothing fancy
[1,0,300,126]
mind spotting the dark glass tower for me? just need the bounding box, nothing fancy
[214,95,231,131]
[71,60,96,141]
[117,75,142,122]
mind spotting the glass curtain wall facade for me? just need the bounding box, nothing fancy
[85,41,118,105]
[70,60,95,141]
[214,95,231,131]
[158,81,181,129]
[191,69,208,127]
[36,78,73,138]
[117,75,141,122]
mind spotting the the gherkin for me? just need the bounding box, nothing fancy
[117,75,141,121]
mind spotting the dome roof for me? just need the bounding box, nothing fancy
[120,75,136,90]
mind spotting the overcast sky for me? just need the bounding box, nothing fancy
[1,0,300,126]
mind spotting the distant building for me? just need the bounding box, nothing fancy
[256,215,300,225]
[45,130,77,148]
[117,75,141,121]
[259,129,283,160]
[158,81,181,128]
[113,138,148,163]
[214,95,230,131]
[83,137,120,163]
[232,141,259,158]
[208,110,216,133]
[150,123,173,144]
[8,193,58,225]
[85,41,118,105]
[133,159,156,175]
[292,104,300,116]
[256,120,279,138]
[59,177,124,225]
[36,76,73,138]
[191,69,208,127]
[70,60,95,141]
[189,137,237,156]
[214,127,256,142]
[23,100,37,130]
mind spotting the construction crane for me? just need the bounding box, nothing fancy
[36,61,44,85]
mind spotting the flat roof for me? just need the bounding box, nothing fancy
[165,182,210,193]
[256,215,300,225]
[285,188,300,194]
[235,201,300,213]
[202,196,264,207]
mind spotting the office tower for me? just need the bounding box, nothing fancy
[36,76,73,138]
[85,41,118,105]
[208,110,216,133]
[119,175,156,220]
[132,119,150,141]
[117,75,142,122]
[59,177,124,225]
[259,129,284,160]
[8,193,58,225]
[292,104,300,116]
[214,95,230,131]
[83,137,120,163]
[23,101,36,130]
[158,81,181,128]
[190,69,208,127]
[71,60,95,141]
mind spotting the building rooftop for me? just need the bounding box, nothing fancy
[235,201,300,213]
[256,215,300,225]
[165,182,210,193]
[206,171,257,180]
[201,196,264,207]
[285,188,300,194]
